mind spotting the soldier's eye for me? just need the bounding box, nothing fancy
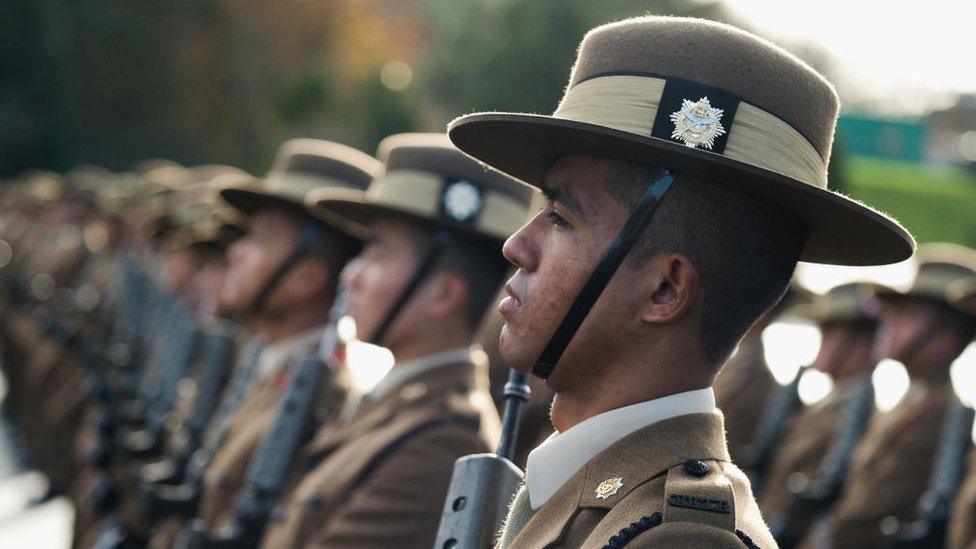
[547,211,570,229]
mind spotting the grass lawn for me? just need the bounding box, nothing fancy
[843,156,976,247]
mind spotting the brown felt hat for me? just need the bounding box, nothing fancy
[948,278,976,317]
[447,16,914,266]
[791,282,881,324]
[221,138,382,217]
[874,243,976,306]
[307,133,535,243]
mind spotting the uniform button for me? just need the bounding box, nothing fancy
[683,459,710,477]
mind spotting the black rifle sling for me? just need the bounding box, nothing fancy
[534,172,676,379]
[246,222,326,317]
[370,231,454,345]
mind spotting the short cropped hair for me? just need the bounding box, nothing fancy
[604,160,808,365]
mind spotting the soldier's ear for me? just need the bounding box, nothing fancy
[425,270,470,321]
[640,252,697,325]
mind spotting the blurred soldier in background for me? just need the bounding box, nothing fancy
[802,244,976,548]
[760,282,881,546]
[948,278,976,549]
[714,281,812,461]
[260,133,532,548]
[186,139,379,537]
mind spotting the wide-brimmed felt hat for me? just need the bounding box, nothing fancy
[447,16,914,266]
[790,282,881,324]
[874,243,976,307]
[221,139,382,218]
[307,133,535,244]
[947,278,976,317]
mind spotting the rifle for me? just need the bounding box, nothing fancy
[738,366,805,493]
[771,376,875,547]
[881,399,975,548]
[434,369,531,548]
[176,290,347,549]
[122,306,202,459]
[139,336,263,522]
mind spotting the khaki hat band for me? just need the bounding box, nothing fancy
[264,173,362,203]
[554,74,826,187]
[366,169,528,239]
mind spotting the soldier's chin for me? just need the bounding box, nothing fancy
[499,330,534,374]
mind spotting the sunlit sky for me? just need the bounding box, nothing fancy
[717,0,976,115]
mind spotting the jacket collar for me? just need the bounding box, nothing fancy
[304,357,478,460]
[526,388,715,509]
[512,411,729,548]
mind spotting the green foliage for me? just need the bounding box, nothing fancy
[418,0,728,119]
[844,156,976,246]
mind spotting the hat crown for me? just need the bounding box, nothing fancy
[564,16,838,162]
[270,138,382,192]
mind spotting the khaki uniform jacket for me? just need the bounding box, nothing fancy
[261,359,499,548]
[502,412,775,548]
[759,379,864,530]
[801,380,951,548]
[714,339,774,458]
[197,331,334,530]
[949,448,976,549]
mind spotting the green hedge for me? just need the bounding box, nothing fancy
[843,157,976,247]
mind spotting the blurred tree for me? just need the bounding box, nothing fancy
[417,0,729,122]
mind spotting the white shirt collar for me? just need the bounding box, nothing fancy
[366,346,474,402]
[525,387,715,509]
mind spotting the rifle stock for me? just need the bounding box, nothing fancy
[435,370,531,548]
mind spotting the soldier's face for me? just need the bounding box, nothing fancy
[218,207,301,317]
[813,322,874,380]
[343,217,422,347]
[162,248,200,298]
[879,297,969,377]
[500,156,638,381]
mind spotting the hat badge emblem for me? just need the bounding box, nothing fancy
[595,477,624,499]
[442,180,482,222]
[669,97,726,150]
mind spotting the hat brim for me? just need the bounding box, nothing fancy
[220,187,305,217]
[448,113,915,266]
[307,188,505,246]
[223,186,368,242]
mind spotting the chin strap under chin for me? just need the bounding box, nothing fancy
[533,172,676,380]
[368,231,454,346]
[245,222,327,318]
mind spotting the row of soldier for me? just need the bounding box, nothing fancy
[0,15,975,549]
[4,134,976,549]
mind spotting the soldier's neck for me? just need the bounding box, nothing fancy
[548,353,712,433]
[388,329,471,365]
[254,303,331,344]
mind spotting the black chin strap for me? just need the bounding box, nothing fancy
[369,231,454,346]
[246,222,326,318]
[533,172,676,379]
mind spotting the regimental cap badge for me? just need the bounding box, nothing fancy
[669,97,726,150]
[595,477,624,499]
[441,179,483,223]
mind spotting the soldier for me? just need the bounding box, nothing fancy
[189,139,380,534]
[945,278,976,549]
[801,244,976,548]
[714,282,812,462]
[259,133,532,548]
[759,282,881,545]
[446,16,915,547]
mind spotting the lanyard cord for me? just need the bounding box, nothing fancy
[533,172,676,379]
[369,231,454,346]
